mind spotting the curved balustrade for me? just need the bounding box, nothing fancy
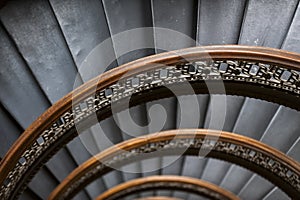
[49,129,300,199]
[96,175,239,200]
[1,46,300,199]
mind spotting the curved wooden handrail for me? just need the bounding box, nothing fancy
[96,175,239,200]
[1,46,300,199]
[48,129,300,199]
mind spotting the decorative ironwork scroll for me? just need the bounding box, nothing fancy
[96,175,239,200]
[1,46,300,199]
[49,130,300,199]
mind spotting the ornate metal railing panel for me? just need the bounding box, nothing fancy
[96,175,239,200]
[1,46,300,199]
[49,130,300,199]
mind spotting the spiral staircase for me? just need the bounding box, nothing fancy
[0,0,300,200]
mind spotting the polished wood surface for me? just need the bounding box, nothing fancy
[1,46,300,199]
[48,129,300,199]
[97,175,239,200]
